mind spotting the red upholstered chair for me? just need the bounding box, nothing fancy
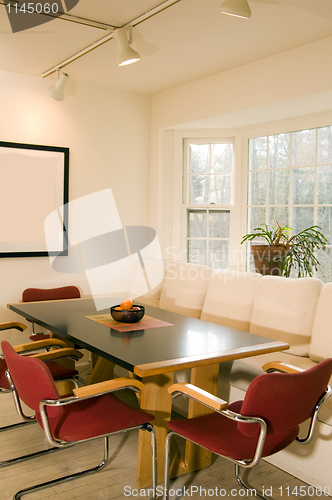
[22,286,81,340]
[0,322,84,466]
[163,359,332,500]
[1,340,157,500]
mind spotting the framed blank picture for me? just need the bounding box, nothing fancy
[0,141,69,257]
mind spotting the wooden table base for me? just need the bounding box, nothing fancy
[137,363,220,489]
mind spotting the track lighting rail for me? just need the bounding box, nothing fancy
[41,0,182,78]
[42,32,116,78]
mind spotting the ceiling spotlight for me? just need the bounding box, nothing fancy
[114,27,140,66]
[47,69,70,101]
[47,70,70,101]
[220,0,251,18]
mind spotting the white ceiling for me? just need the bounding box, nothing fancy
[1,0,332,122]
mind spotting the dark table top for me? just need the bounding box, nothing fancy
[9,298,289,377]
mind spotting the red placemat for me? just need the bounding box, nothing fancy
[85,314,174,332]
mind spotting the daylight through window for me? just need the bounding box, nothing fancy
[184,140,233,269]
[247,126,332,281]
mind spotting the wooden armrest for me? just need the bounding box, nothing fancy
[14,338,69,352]
[32,348,84,362]
[262,361,305,374]
[0,322,27,332]
[168,383,228,412]
[73,377,145,398]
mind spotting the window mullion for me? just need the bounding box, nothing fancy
[184,139,233,270]
[314,128,318,224]
[289,132,293,227]
[209,143,212,204]
[266,135,269,224]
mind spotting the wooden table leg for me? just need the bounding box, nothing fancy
[136,364,219,488]
[86,356,115,385]
[185,363,219,472]
[170,363,220,478]
[136,372,174,489]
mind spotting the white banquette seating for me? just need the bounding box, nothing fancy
[131,261,332,491]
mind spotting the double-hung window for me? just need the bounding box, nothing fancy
[247,126,332,281]
[183,139,234,269]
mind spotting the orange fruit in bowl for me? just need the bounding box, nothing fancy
[120,298,133,310]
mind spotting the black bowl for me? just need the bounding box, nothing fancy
[110,305,145,323]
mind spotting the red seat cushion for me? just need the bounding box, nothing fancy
[45,361,78,380]
[238,359,332,438]
[22,286,81,343]
[0,358,77,391]
[22,286,81,302]
[1,341,154,443]
[167,401,299,461]
[29,334,51,341]
[0,358,9,390]
[36,393,154,442]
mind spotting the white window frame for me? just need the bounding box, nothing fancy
[165,113,332,279]
[243,119,332,280]
[183,138,233,269]
[169,130,245,270]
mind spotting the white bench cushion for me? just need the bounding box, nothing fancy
[201,270,262,332]
[135,261,167,307]
[159,262,212,318]
[250,276,323,356]
[310,283,332,362]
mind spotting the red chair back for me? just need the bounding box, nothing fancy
[22,286,81,302]
[1,341,59,413]
[22,286,81,340]
[238,358,332,437]
[0,358,10,389]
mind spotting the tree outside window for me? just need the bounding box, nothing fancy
[247,126,332,281]
[184,140,233,269]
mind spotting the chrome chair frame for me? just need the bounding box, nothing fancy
[3,345,82,414]
[0,340,81,394]
[8,348,82,419]
[0,325,80,432]
[6,374,157,500]
[163,383,332,500]
[0,348,82,468]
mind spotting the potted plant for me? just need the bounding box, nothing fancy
[241,221,327,277]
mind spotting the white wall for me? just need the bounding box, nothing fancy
[151,36,332,131]
[0,70,151,340]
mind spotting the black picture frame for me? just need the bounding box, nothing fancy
[0,141,69,258]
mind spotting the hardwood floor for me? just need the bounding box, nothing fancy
[0,390,328,500]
